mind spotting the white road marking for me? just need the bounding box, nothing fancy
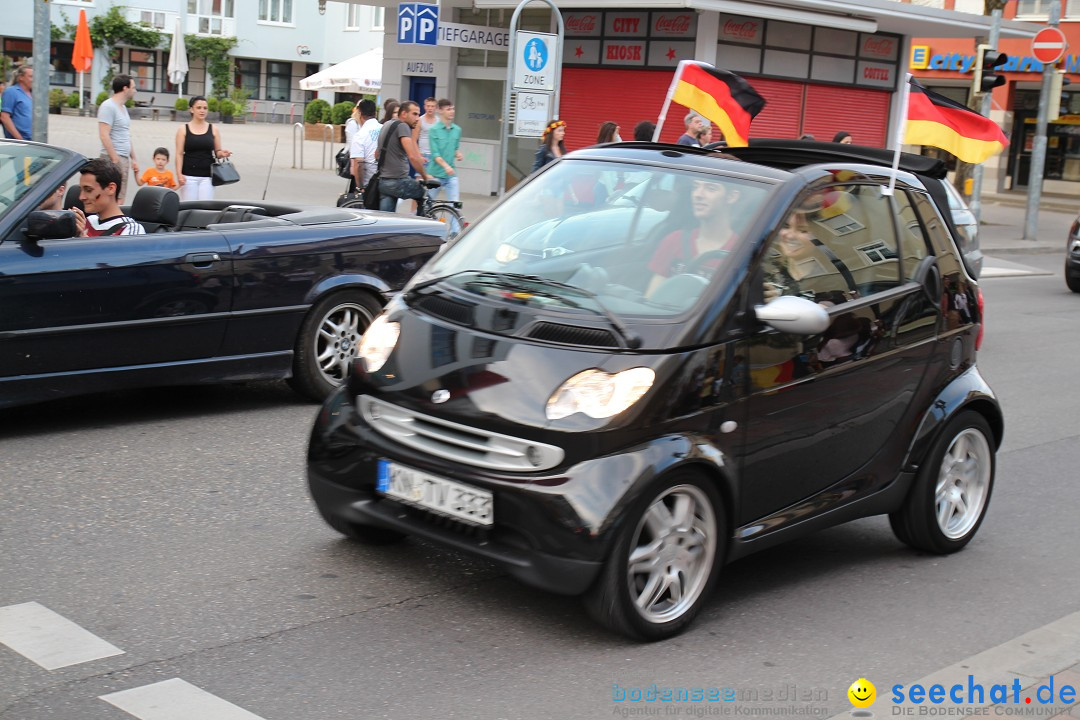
[980,258,1052,278]
[0,601,124,670]
[100,678,268,720]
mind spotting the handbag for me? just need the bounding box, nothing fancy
[211,157,240,187]
[335,147,352,179]
[363,120,400,210]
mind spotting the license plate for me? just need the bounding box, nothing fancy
[376,460,493,526]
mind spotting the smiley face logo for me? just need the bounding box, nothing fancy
[848,678,876,708]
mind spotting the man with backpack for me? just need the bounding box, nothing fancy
[376,101,432,214]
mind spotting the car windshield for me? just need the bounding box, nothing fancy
[0,143,68,224]
[419,159,771,317]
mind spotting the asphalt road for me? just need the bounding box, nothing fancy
[1,251,1078,720]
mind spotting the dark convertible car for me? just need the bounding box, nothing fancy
[0,140,445,408]
[308,140,1002,641]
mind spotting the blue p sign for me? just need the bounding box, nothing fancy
[398,3,438,45]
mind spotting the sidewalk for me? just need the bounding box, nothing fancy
[39,115,1067,254]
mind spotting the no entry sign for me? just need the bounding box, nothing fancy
[1032,27,1068,65]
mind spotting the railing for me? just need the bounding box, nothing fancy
[292,122,304,169]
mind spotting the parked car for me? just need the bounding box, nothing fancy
[307,140,1002,640]
[0,140,446,409]
[1066,213,1080,292]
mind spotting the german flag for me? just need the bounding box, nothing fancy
[671,63,766,147]
[904,81,1008,164]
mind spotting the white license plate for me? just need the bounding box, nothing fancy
[376,460,493,526]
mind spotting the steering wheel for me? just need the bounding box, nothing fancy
[687,249,731,277]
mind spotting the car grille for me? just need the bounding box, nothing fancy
[358,395,564,471]
[525,322,619,348]
[416,295,476,325]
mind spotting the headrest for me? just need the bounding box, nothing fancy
[130,186,179,226]
[63,184,83,212]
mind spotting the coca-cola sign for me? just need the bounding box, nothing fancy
[861,35,897,60]
[651,12,695,38]
[565,13,600,36]
[719,16,761,44]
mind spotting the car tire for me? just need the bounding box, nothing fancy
[583,470,725,641]
[889,411,995,554]
[1065,261,1080,293]
[289,290,382,402]
[316,506,407,545]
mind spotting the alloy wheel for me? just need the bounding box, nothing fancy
[314,302,373,387]
[934,428,992,540]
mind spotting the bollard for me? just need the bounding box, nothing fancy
[289,103,296,125]
[271,102,282,124]
[292,122,304,169]
[322,124,333,169]
[251,100,257,121]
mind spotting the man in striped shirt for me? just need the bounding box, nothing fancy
[72,158,145,237]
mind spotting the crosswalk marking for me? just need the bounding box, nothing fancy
[100,678,268,720]
[0,602,124,670]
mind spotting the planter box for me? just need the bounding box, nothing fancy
[304,123,344,142]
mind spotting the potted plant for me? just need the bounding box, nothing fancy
[304,99,332,141]
[96,91,109,107]
[330,101,353,142]
[219,98,236,124]
[207,96,221,122]
[172,97,189,122]
[49,89,66,115]
[228,88,250,124]
[61,92,83,116]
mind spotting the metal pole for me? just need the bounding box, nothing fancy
[323,123,333,169]
[969,6,1003,223]
[292,122,304,168]
[1023,0,1059,241]
[32,0,50,143]
[498,0,564,198]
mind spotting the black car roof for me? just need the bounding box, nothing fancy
[566,142,794,183]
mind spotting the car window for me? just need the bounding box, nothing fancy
[424,159,772,318]
[891,189,932,280]
[0,144,68,223]
[763,183,902,306]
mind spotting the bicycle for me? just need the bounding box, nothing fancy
[338,179,466,241]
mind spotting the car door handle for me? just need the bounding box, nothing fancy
[186,252,221,267]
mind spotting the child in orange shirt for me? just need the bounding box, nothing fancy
[136,147,178,189]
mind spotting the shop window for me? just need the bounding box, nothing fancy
[235,58,260,99]
[259,0,294,24]
[129,50,156,92]
[266,61,291,101]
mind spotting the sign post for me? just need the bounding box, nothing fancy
[499,0,564,197]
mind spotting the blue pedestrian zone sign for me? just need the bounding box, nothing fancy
[398,3,438,45]
[524,38,548,72]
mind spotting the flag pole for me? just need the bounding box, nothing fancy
[653,60,690,142]
[884,72,913,197]
[79,72,84,109]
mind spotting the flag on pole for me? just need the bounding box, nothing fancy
[72,10,94,109]
[669,62,766,147]
[904,80,1008,164]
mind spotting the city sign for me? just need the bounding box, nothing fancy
[513,31,557,91]
[398,3,438,46]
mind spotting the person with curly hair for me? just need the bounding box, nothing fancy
[532,120,566,172]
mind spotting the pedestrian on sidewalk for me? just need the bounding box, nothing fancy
[377,101,431,215]
[98,74,141,203]
[596,121,620,144]
[349,99,380,192]
[532,120,567,173]
[633,121,655,142]
[381,99,399,124]
[426,98,463,203]
[1,65,34,141]
[175,96,232,201]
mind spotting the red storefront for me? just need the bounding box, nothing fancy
[557,9,900,149]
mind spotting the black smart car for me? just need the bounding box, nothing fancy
[307,140,1002,640]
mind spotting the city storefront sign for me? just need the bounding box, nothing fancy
[718,15,763,45]
[911,45,1080,74]
[437,22,509,51]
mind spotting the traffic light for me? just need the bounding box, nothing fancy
[973,44,1008,95]
[1049,69,1073,120]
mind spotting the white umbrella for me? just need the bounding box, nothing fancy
[299,48,382,94]
[167,19,189,98]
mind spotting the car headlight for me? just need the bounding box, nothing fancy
[358,315,400,373]
[546,367,655,420]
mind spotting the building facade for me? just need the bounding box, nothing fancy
[2,0,383,118]
[911,0,1080,195]
[367,0,1038,195]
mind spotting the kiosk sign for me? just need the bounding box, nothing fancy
[514,31,557,91]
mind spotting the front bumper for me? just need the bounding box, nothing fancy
[306,389,686,595]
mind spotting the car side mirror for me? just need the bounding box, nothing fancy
[754,295,830,335]
[26,210,77,240]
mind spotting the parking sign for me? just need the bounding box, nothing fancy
[398,3,438,46]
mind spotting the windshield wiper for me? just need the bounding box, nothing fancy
[486,272,643,350]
